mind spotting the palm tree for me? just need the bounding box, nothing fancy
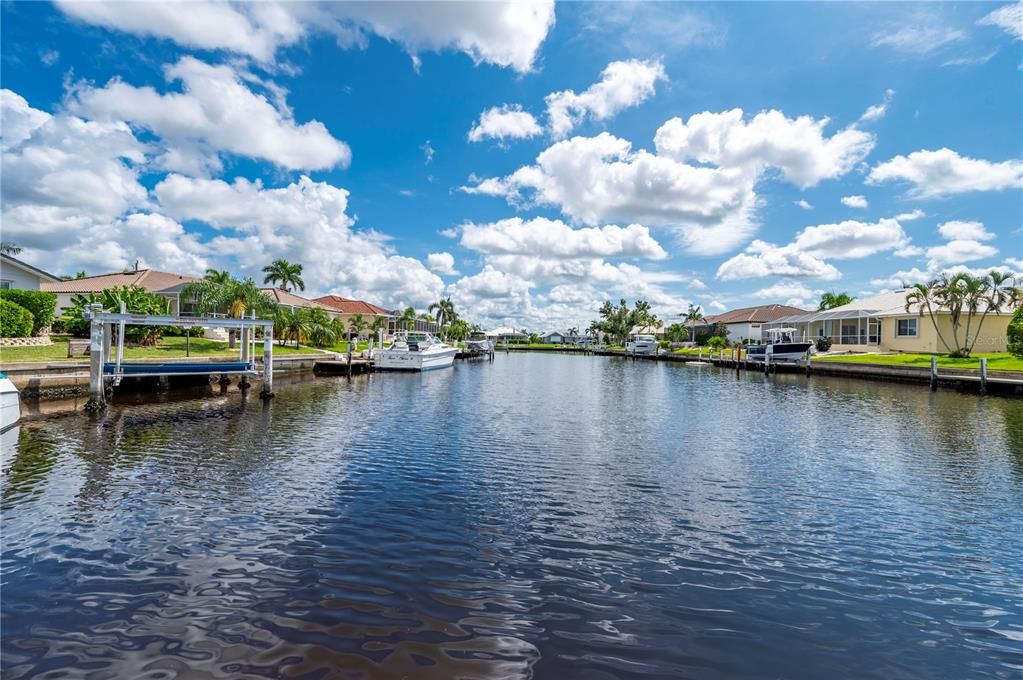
[369,316,387,343]
[303,307,336,347]
[819,291,854,311]
[182,275,275,348]
[347,313,368,342]
[262,259,305,292]
[428,298,457,334]
[1,242,23,255]
[399,306,417,331]
[681,304,706,342]
[906,272,1022,357]
[203,268,233,285]
[275,308,309,348]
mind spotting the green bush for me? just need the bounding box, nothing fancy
[706,335,728,349]
[0,289,57,335]
[1008,307,1023,358]
[0,299,34,338]
[816,336,833,353]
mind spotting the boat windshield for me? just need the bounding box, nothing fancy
[634,335,656,342]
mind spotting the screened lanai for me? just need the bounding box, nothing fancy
[763,309,882,347]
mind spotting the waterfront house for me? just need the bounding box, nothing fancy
[630,322,666,339]
[41,267,199,315]
[262,288,337,315]
[539,330,566,344]
[312,295,397,337]
[705,304,809,343]
[0,253,61,290]
[762,289,1015,353]
[485,327,527,343]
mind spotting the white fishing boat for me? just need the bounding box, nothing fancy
[744,328,813,362]
[0,374,21,433]
[375,332,457,371]
[625,334,659,355]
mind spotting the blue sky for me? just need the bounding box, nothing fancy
[1,1,1021,329]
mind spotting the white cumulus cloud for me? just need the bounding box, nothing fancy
[426,252,458,276]
[468,105,542,143]
[56,0,556,72]
[545,58,667,139]
[868,148,1023,197]
[67,57,350,175]
[841,195,869,209]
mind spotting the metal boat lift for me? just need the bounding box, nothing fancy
[84,303,275,411]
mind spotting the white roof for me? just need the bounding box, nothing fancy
[485,326,525,337]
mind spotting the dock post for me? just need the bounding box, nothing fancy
[764,348,771,375]
[85,304,106,411]
[930,355,938,391]
[805,350,812,377]
[979,357,987,395]
[347,348,353,379]
[260,326,274,399]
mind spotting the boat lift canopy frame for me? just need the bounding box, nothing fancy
[84,304,275,410]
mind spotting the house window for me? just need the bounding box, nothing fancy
[896,318,918,337]
[0,280,11,290]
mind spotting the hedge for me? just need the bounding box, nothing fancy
[0,299,34,338]
[0,289,57,335]
[1008,307,1023,358]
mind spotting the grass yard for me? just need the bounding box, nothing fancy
[814,352,1023,372]
[325,340,371,353]
[0,336,324,364]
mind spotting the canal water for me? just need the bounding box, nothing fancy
[2,353,1022,679]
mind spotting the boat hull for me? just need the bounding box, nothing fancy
[0,377,21,433]
[625,342,658,355]
[745,342,813,362]
[375,347,457,371]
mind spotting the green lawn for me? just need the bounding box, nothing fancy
[325,340,371,353]
[814,352,1023,372]
[506,343,586,350]
[0,336,324,364]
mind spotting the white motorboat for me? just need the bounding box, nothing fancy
[0,374,20,433]
[465,332,493,353]
[744,328,813,362]
[375,332,457,371]
[625,334,659,355]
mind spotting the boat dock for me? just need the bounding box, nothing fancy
[592,348,1023,396]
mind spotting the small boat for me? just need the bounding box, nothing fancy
[465,332,493,353]
[744,328,813,362]
[375,332,457,371]
[0,373,20,433]
[625,334,659,355]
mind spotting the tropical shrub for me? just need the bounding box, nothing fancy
[0,299,34,337]
[0,289,57,335]
[816,336,833,353]
[1008,307,1023,358]
[706,335,728,349]
[62,286,171,344]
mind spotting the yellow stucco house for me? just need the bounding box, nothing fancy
[763,289,1014,354]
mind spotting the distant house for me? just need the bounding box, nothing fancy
[762,289,1016,353]
[539,330,566,344]
[0,253,60,290]
[630,322,666,339]
[485,327,527,343]
[705,304,809,342]
[41,268,199,315]
[262,288,336,315]
[312,295,395,336]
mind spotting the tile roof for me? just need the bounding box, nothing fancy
[260,288,333,309]
[312,295,391,316]
[705,304,809,325]
[41,269,199,294]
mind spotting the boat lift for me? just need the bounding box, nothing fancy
[84,303,275,411]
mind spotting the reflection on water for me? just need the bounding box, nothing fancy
[2,354,1022,679]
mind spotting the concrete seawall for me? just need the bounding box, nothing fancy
[2,353,330,401]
